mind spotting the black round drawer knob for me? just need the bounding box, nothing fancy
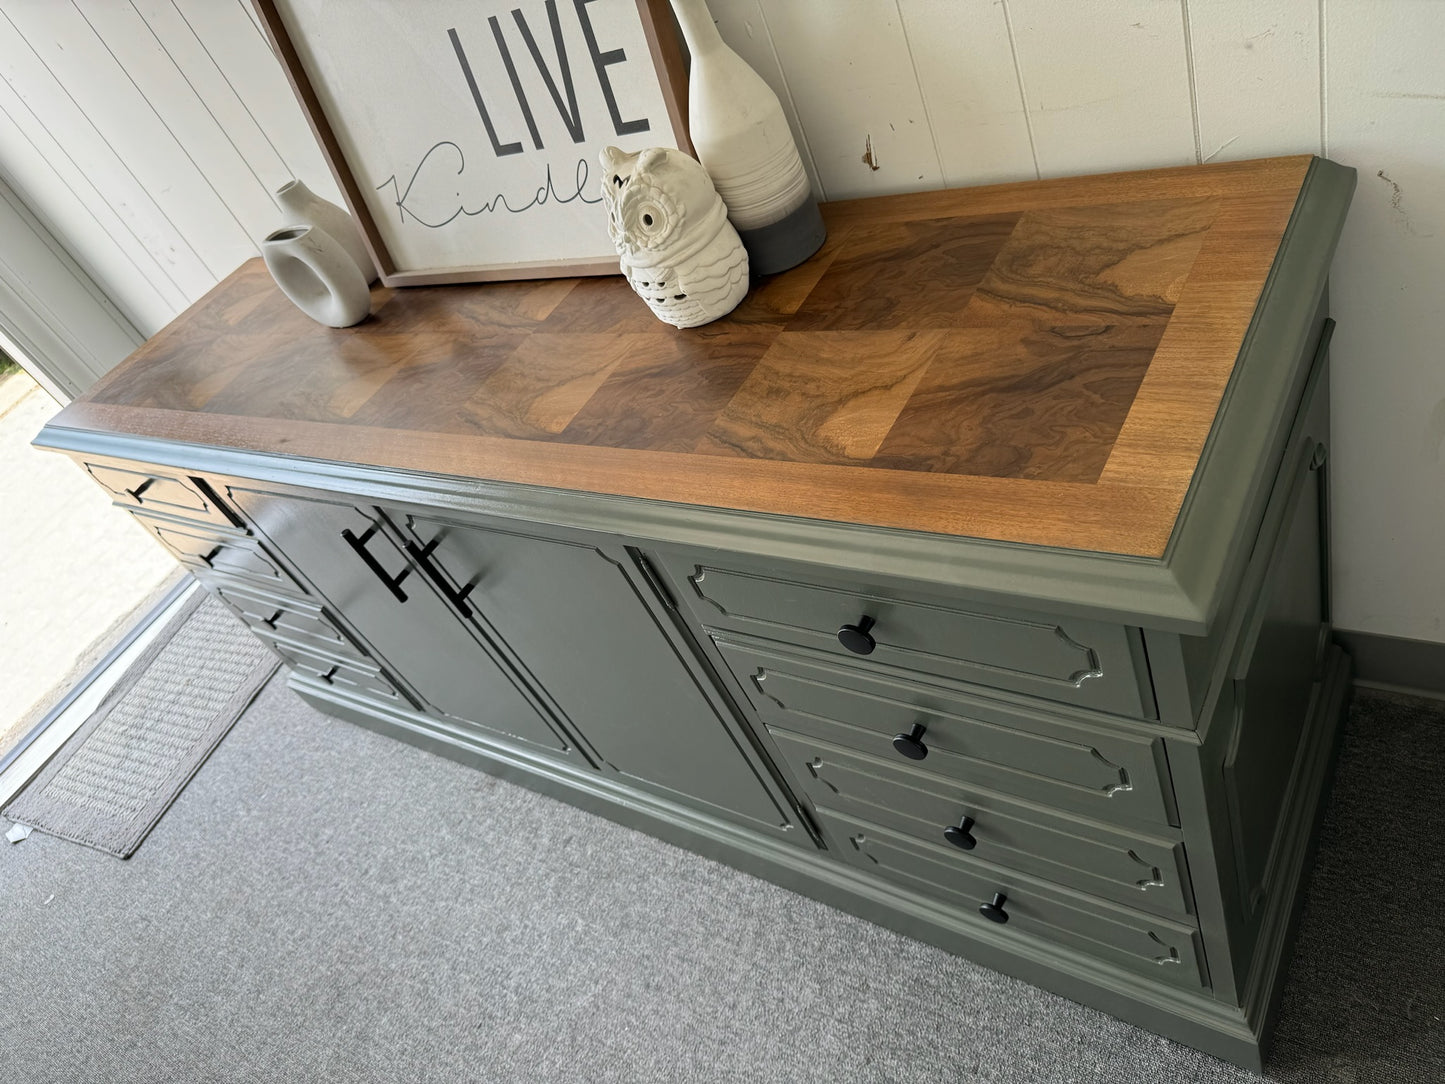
[837,615,877,655]
[979,893,1009,924]
[891,722,929,761]
[943,816,977,851]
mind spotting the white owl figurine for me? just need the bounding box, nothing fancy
[600,145,749,328]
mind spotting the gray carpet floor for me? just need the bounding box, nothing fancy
[0,676,1440,1082]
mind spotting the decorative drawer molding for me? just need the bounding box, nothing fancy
[772,729,1192,917]
[208,580,357,659]
[128,509,299,591]
[654,550,1154,718]
[818,807,1208,991]
[256,633,410,707]
[716,634,1177,827]
[85,460,240,528]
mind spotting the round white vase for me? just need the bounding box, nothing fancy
[261,225,371,328]
[669,0,825,275]
[275,178,378,285]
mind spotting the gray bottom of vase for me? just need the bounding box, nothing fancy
[740,201,828,276]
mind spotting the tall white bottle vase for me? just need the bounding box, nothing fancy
[275,179,378,285]
[669,0,825,275]
[261,225,371,328]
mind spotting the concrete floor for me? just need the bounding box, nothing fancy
[0,371,179,755]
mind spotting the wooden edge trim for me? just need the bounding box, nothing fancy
[822,156,1315,227]
[45,400,1184,556]
[380,257,620,287]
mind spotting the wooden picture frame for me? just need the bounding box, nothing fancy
[253,0,690,286]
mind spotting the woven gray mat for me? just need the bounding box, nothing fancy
[3,590,278,857]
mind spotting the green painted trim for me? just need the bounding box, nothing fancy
[1335,630,1445,700]
[29,431,1210,629]
[294,673,1269,1069]
[1238,644,1353,1057]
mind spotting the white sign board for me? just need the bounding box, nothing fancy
[262,0,687,283]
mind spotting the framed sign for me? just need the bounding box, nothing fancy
[254,0,690,285]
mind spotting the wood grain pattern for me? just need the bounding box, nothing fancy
[870,323,1166,483]
[63,157,1317,558]
[700,331,947,463]
[963,199,1217,325]
[789,213,1020,331]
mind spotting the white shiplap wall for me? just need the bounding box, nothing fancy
[0,0,334,336]
[0,0,1441,645]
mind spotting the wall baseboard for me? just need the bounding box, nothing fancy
[1335,630,1445,700]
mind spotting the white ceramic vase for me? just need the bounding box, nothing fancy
[668,0,825,275]
[275,178,377,284]
[261,225,371,328]
[600,145,748,328]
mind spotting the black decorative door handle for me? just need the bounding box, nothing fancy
[405,538,477,618]
[341,525,410,603]
[943,816,977,851]
[979,893,1009,924]
[837,615,877,655]
[891,722,928,761]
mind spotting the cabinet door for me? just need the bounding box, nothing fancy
[402,514,792,831]
[226,488,573,757]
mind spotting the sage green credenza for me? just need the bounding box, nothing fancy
[38,156,1356,1069]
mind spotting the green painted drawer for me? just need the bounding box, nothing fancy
[772,728,1191,917]
[208,580,356,658]
[259,634,410,707]
[717,635,1175,827]
[85,461,240,528]
[655,549,1153,718]
[818,807,1207,991]
[131,509,298,590]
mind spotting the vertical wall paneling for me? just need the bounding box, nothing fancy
[0,104,181,335]
[73,2,279,246]
[896,0,1037,187]
[0,0,340,343]
[1185,0,1321,162]
[0,176,142,399]
[0,4,242,291]
[165,0,340,203]
[0,45,187,332]
[1006,0,1197,177]
[753,0,944,199]
[1324,1,1445,643]
[706,0,824,199]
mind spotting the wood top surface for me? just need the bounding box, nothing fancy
[57,156,1316,558]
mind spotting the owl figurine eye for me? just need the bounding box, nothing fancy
[617,183,679,252]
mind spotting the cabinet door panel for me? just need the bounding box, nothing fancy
[227,489,572,756]
[404,515,791,830]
